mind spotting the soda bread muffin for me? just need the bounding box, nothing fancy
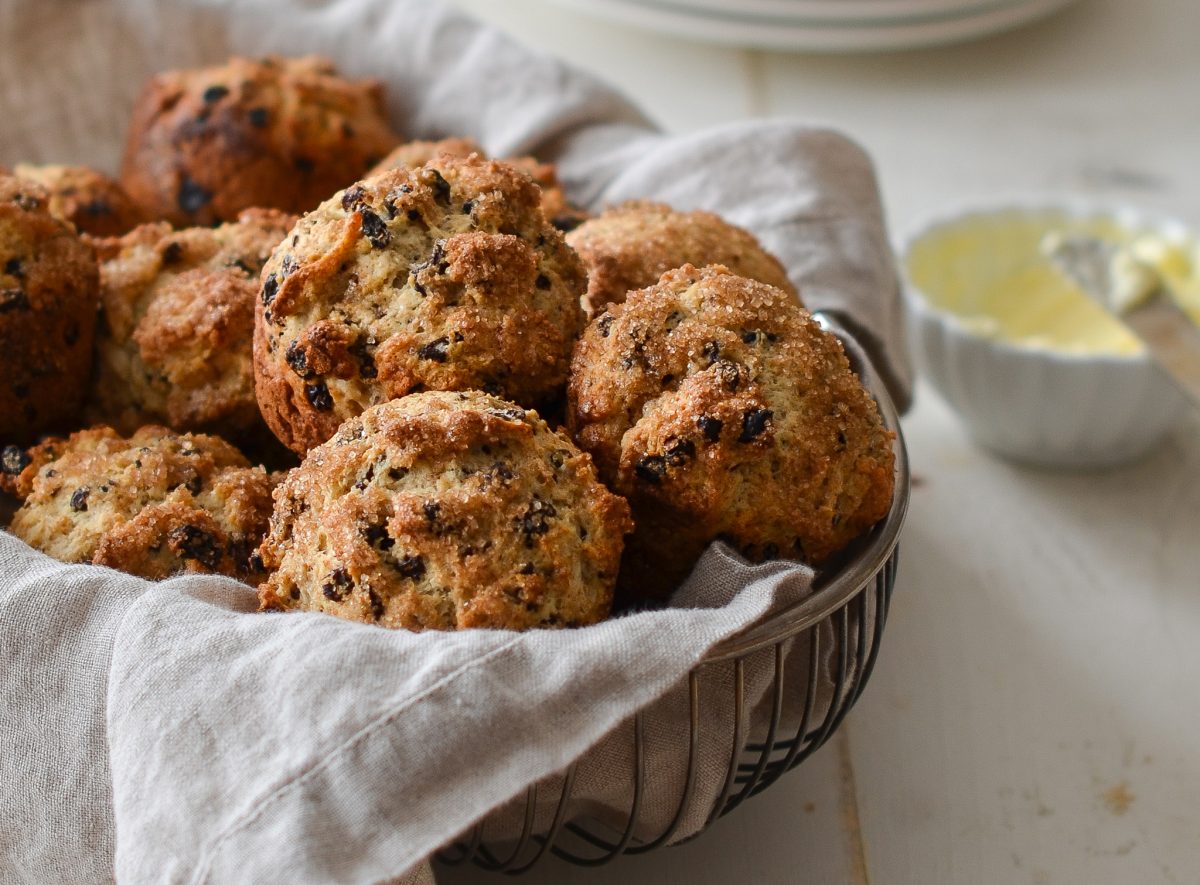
[0,175,99,443]
[566,201,799,314]
[88,209,295,439]
[12,164,145,236]
[3,425,276,582]
[367,137,589,232]
[120,55,399,226]
[257,390,632,631]
[365,137,484,175]
[567,264,894,600]
[253,153,587,454]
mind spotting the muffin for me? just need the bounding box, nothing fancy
[254,153,588,455]
[257,390,632,631]
[567,264,894,600]
[566,201,798,314]
[367,137,589,232]
[0,175,99,443]
[120,55,399,226]
[12,164,146,236]
[365,137,484,175]
[88,209,295,441]
[3,425,276,582]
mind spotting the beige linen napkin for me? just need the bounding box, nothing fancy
[0,1,911,883]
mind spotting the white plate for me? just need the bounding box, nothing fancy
[551,0,1080,51]
[654,0,1036,23]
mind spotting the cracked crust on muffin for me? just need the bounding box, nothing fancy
[87,209,295,441]
[566,200,799,314]
[253,153,587,454]
[367,137,590,233]
[120,55,399,225]
[0,175,99,443]
[257,390,632,630]
[567,264,893,601]
[13,164,146,236]
[4,425,276,582]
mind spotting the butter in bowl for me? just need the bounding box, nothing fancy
[901,204,1200,468]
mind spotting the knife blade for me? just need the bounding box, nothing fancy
[1043,233,1200,408]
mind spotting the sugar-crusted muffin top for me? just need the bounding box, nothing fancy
[366,137,485,176]
[88,208,294,439]
[4,425,276,582]
[253,153,587,454]
[13,164,145,237]
[120,55,399,225]
[257,390,632,630]
[568,264,893,599]
[0,175,99,442]
[368,138,589,233]
[567,200,798,314]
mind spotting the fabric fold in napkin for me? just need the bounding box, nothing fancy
[0,1,911,882]
[107,545,813,884]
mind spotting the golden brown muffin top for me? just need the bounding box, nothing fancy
[120,55,399,225]
[568,264,893,598]
[0,175,96,312]
[257,390,632,631]
[88,208,294,437]
[254,153,587,454]
[368,137,589,233]
[5,425,276,582]
[0,175,100,442]
[13,163,145,237]
[566,200,799,314]
[366,137,485,176]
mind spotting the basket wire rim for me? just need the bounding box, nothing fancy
[435,313,908,872]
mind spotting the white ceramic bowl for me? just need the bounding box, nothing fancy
[900,202,1192,469]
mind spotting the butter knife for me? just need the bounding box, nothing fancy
[1044,234,1200,408]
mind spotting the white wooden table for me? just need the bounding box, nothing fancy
[439,2,1200,882]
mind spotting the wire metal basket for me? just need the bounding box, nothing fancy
[438,320,909,874]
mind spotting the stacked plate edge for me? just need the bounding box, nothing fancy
[550,0,1082,52]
